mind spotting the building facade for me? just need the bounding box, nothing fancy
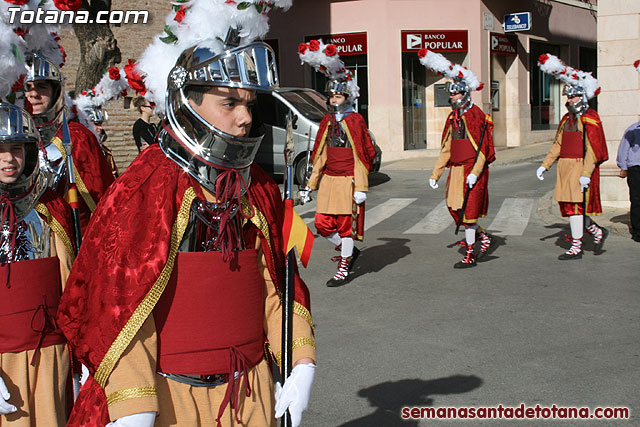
[268,0,598,161]
[597,1,640,208]
[60,0,598,168]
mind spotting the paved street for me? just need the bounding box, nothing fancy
[293,157,640,426]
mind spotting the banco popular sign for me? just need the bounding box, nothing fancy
[305,32,367,56]
[401,30,468,53]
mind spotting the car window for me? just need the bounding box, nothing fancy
[256,93,289,128]
[279,90,328,123]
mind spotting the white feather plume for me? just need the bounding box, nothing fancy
[418,49,482,91]
[298,39,360,100]
[74,67,130,112]
[537,53,600,99]
[137,0,292,112]
[0,0,67,101]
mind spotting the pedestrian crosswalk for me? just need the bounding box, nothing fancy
[298,197,538,236]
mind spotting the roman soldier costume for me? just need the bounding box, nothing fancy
[57,1,316,426]
[23,52,115,233]
[298,40,376,286]
[536,54,608,259]
[420,49,496,268]
[0,103,75,425]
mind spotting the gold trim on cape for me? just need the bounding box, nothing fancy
[34,202,75,261]
[94,187,197,388]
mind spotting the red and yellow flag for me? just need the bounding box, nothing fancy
[283,198,314,267]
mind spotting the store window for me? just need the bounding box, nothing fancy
[580,46,597,110]
[530,41,561,130]
[402,53,427,150]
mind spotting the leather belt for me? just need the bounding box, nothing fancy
[158,372,233,387]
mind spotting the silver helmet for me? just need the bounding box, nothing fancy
[24,53,66,145]
[447,78,473,112]
[563,84,589,116]
[325,79,352,113]
[86,107,109,123]
[0,103,48,222]
[162,31,279,194]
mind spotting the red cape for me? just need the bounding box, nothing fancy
[57,145,311,426]
[442,104,496,166]
[54,121,115,230]
[312,112,377,171]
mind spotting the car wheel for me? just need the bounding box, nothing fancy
[294,156,312,185]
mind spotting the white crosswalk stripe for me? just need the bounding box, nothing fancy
[364,198,417,230]
[487,198,535,236]
[403,200,453,234]
[299,197,535,236]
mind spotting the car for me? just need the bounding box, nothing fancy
[254,87,381,184]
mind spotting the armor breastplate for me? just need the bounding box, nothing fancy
[179,198,245,253]
[328,121,350,148]
[451,119,467,140]
[40,141,69,194]
[0,209,52,263]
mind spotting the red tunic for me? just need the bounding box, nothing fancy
[0,189,74,354]
[57,146,312,426]
[440,105,495,224]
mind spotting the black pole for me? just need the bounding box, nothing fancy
[455,117,490,235]
[281,250,295,427]
[281,112,295,427]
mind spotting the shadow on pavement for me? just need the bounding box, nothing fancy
[345,237,411,284]
[369,171,391,187]
[610,213,631,232]
[540,223,607,255]
[338,375,483,427]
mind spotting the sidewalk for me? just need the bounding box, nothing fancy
[381,141,553,171]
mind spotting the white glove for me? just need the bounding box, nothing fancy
[106,412,156,427]
[0,376,17,415]
[579,176,591,191]
[353,191,367,205]
[466,173,478,188]
[299,187,312,205]
[536,166,546,181]
[275,363,316,427]
[429,178,438,189]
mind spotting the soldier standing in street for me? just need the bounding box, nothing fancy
[536,54,608,259]
[420,49,496,268]
[298,40,376,286]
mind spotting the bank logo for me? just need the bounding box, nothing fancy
[407,34,422,49]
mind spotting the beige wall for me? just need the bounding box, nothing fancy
[597,1,640,208]
[269,0,598,162]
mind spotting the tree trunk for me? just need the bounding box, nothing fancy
[73,0,121,93]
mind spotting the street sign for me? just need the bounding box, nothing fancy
[503,12,531,32]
